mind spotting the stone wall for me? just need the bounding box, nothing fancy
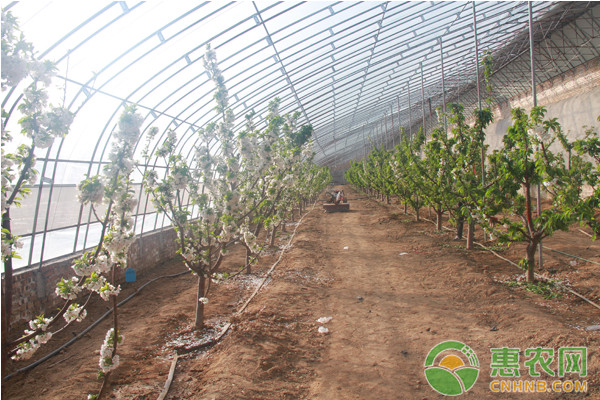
[5,227,178,325]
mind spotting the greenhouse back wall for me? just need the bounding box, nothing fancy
[1,1,599,399]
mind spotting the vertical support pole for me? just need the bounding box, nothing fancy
[408,82,413,141]
[363,122,367,159]
[473,1,487,242]
[473,1,485,186]
[385,112,389,149]
[529,2,538,108]
[473,2,482,111]
[440,38,447,132]
[333,94,338,170]
[420,62,426,134]
[396,96,401,143]
[391,105,395,147]
[528,1,543,269]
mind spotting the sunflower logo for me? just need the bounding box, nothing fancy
[424,341,480,396]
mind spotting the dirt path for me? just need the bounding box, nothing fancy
[4,185,599,399]
[172,186,599,399]
[307,190,600,399]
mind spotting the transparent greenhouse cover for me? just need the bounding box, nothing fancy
[4,0,593,270]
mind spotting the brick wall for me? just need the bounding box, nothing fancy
[4,227,178,325]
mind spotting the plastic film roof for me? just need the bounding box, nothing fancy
[3,1,599,269]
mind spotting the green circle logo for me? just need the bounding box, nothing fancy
[424,341,480,396]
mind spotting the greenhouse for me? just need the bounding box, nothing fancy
[1,1,599,399]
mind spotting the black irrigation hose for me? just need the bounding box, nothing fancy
[5,197,320,382]
[170,199,318,356]
[377,196,600,267]
[3,270,190,382]
[367,195,600,311]
[542,246,600,266]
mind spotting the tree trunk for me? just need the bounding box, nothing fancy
[526,241,537,283]
[415,206,420,222]
[112,264,119,342]
[1,285,8,387]
[269,224,279,247]
[246,224,262,274]
[404,202,407,214]
[1,211,12,388]
[2,210,13,329]
[455,216,464,240]
[98,265,120,399]
[245,247,252,275]
[436,209,443,231]
[194,275,206,330]
[466,221,475,250]
[386,195,390,204]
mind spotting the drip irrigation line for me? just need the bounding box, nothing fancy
[475,241,600,312]
[157,353,178,400]
[474,242,518,268]
[577,229,593,238]
[163,200,319,357]
[542,246,600,266]
[237,200,317,315]
[387,201,599,268]
[3,269,190,382]
[371,197,600,312]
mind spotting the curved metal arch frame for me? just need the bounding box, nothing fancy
[3,1,599,270]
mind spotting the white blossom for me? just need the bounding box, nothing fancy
[98,282,121,301]
[64,303,87,324]
[33,131,55,149]
[11,339,40,361]
[29,316,51,331]
[1,241,11,258]
[55,277,82,300]
[83,274,107,293]
[172,170,188,190]
[98,328,123,373]
[116,111,143,146]
[35,331,52,345]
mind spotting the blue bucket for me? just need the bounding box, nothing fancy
[125,267,136,282]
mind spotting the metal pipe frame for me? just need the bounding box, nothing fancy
[3,1,598,269]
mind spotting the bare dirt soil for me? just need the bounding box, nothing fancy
[4,185,599,399]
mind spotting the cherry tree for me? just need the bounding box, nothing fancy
[2,9,74,380]
[144,45,242,330]
[8,105,145,399]
[477,107,596,282]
